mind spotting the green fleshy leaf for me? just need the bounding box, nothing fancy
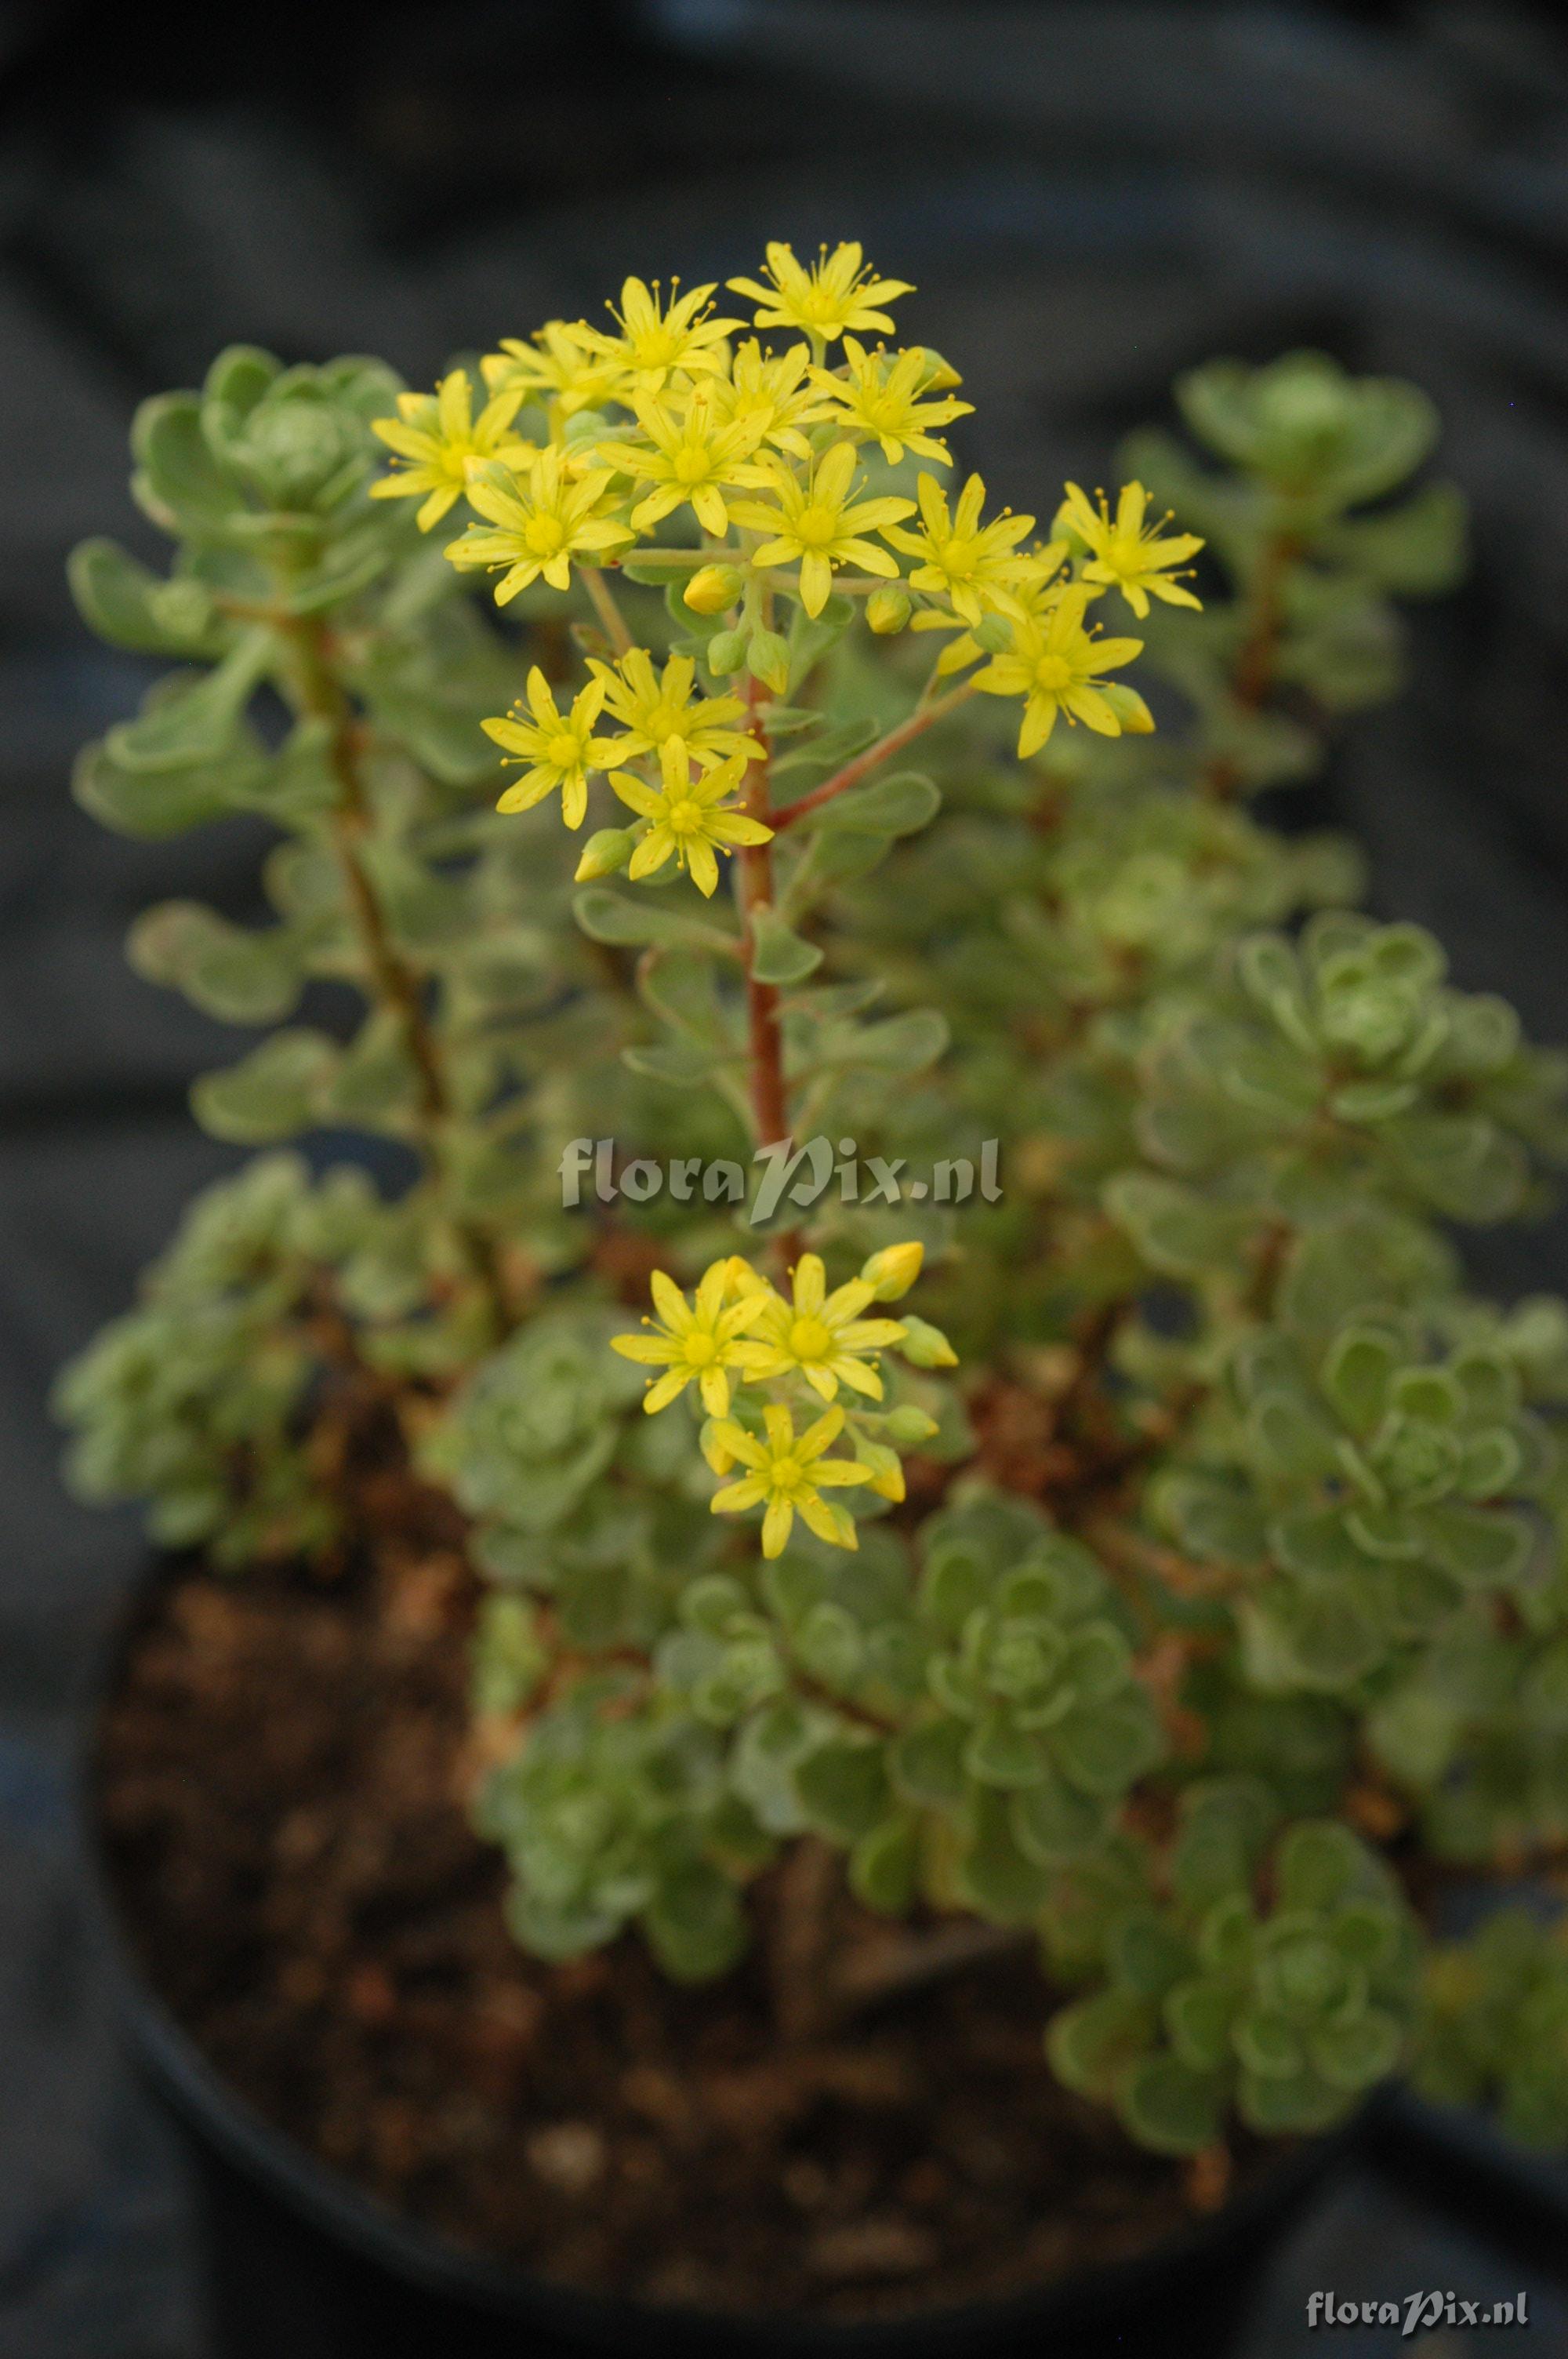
[1320,1328,1399,1436]
[190,1029,340,1143]
[794,1738,890,1841]
[808,771,941,838]
[748,904,824,985]
[848,1816,920,1914]
[129,901,303,1024]
[1046,1987,1155,2100]
[574,886,739,954]
[1118,2055,1227,2155]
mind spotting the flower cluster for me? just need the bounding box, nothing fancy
[611,1240,953,1557]
[368,242,1202,869]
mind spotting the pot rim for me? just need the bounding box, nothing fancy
[78,1554,1356,2356]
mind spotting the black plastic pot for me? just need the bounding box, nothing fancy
[82,1574,1349,2359]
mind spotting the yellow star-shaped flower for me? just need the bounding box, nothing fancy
[611,1263,773,1418]
[728,442,913,618]
[481,667,618,827]
[883,471,1050,627]
[445,448,633,600]
[811,338,971,467]
[588,648,761,772]
[1054,482,1205,619]
[707,1403,875,1557]
[593,387,770,537]
[739,1252,908,1404]
[709,338,832,462]
[579,277,740,397]
[369,370,532,531]
[610,744,773,898]
[972,583,1143,757]
[728,242,913,345]
[481,322,633,423]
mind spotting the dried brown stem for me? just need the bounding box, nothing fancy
[766,1836,841,2045]
[831,1919,1029,2011]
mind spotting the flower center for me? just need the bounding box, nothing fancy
[645,701,683,740]
[789,1316,833,1361]
[524,514,565,555]
[668,797,703,834]
[683,1332,719,1368]
[673,449,709,483]
[1034,652,1073,692]
[546,732,581,769]
[796,503,837,547]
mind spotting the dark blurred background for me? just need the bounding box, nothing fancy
[6,3,1568,2350]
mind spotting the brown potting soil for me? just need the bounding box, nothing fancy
[95,1543,1265,2323]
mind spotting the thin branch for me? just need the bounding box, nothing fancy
[832,1919,1029,2010]
[773,679,976,831]
[1202,529,1301,800]
[579,565,635,656]
[735,670,791,1154]
[285,612,513,1339]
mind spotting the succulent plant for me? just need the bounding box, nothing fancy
[54,257,1568,2164]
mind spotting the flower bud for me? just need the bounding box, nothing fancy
[853,1438,906,1503]
[746,627,791,695]
[973,613,1013,654]
[700,1418,737,1476]
[684,562,745,615]
[573,826,636,882]
[1098,681,1156,735]
[916,347,963,392]
[860,1240,924,1301]
[883,1405,939,1447]
[866,586,912,636]
[706,625,749,676]
[720,1253,768,1302]
[897,1314,958,1369]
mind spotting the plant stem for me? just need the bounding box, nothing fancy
[736,671,791,1151]
[580,564,635,656]
[286,613,513,1339]
[766,1834,840,2044]
[1203,527,1301,800]
[772,678,976,831]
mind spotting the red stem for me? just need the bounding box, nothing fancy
[739,675,790,1148]
[771,681,975,831]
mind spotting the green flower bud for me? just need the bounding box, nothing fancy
[746,627,791,695]
[866,586,912,636]
[897,1314,959,1369]
[684,562,745,615]
[573,827,637,882]
[1098,680,1156,735]
[973,613,1013,654]
[884,1405,939,1447]
[706,625,749,676]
